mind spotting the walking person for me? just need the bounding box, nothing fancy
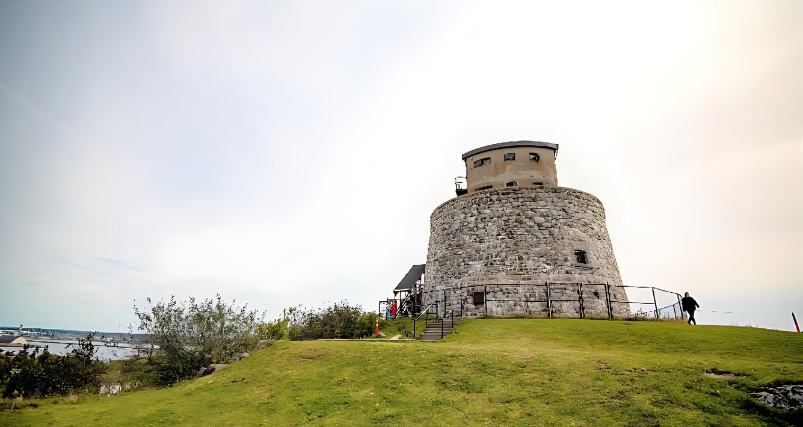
[681,292,699,325]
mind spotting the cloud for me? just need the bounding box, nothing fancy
[89,257,144,273]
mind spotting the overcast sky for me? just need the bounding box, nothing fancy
[1,0,800,332]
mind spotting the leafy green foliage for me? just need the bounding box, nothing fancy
[133,294,261,385]
[257,301,382,341]
[0,334,106,398]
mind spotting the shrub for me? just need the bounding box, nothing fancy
[133,294,262,385]
[0,333,106,398]
[255,307,295,340]
[256,301,383,341]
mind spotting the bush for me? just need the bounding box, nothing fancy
[256,301,383,341]
[133,294,262,385]
[255,307,295,341]
[0,333,106,398]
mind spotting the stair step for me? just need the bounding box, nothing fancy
[415,316,462,341]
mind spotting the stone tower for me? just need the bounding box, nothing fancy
[423,141,628,318]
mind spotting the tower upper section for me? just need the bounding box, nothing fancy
[461,141,559,193]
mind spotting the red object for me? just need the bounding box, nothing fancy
[794,312,800,333]
[391,301,398,316]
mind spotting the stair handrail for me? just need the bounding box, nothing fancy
[415,302,438,321]
[413,302,439,339]
[397,292,415,318]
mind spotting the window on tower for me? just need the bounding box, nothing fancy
[504,153,515,161]
[473,157,491,168]
[530,153,540,161]
[505,181,518,187]
[574,250,588,264]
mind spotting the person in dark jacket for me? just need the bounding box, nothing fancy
[681,292,699,325]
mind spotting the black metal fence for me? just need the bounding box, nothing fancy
[382,283,687,321]
[427,283,686,321]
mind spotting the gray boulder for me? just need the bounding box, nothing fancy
[194,364,229,379]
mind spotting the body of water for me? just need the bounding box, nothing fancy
[1,339,138,360]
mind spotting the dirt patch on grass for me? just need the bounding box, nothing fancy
[299,350,324,360]
[703,369,738,379]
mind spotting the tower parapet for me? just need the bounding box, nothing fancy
[462,141,559,193]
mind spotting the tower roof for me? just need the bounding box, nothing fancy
[461,140,559,160]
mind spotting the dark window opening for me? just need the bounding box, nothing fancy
[505,181,518,187]
[474,185,493,192]
[504,153,515,161]
[533,182,544,186]
[574,250,587,264]
[473,291,485,305]
[530,153,540,161]
[473,157,491,168]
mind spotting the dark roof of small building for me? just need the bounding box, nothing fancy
[394,264,425,293]
[461,140,559,160]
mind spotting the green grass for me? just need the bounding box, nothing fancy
[2,319,802,426]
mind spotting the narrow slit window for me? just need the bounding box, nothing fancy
[574,250,587,264]
[505,181,518,187]
[533,182,544,186]
[530,153,540,161]
[504,153,515,161]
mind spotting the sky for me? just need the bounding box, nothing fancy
[0,0,801,332]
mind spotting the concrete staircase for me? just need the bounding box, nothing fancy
[418,316,461,341]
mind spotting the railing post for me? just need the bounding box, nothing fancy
[578,284,584,319]
[546,282,551,319]
[652,287,659,319]
[604,282,611,319]
[677,294,685,321]
[484,285,487,316]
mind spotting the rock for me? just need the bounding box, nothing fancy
[195,364,229,379]
[751,384,803,410]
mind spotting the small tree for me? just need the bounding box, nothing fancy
[133,294,261,384]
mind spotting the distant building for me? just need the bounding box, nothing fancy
[0,335,28,346]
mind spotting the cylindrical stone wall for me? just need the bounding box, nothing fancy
[423,187,629,318]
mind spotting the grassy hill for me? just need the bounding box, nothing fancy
[2,318,802,426]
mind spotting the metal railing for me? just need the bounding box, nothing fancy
[398,283,686,340]
[427,283,686,321]
[408,302,439,339]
